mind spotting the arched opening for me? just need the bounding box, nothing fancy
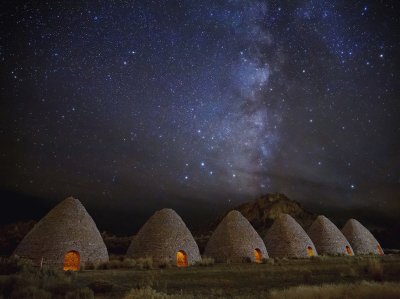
[345,245,353,256]
[176,250,188,267]
[63,250,80,271]
[377,245,384,255]
[307,246,315,257]
[254,248,263,263]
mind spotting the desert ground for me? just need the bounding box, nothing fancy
[1,254,400,298]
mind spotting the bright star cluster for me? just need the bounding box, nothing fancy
[0,1,399,226]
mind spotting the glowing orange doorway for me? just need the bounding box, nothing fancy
[345,246,353,256]
[176,250,188,267]
[254,248,263,263]
[307,246,315,257]
[377,245,384,255]
[63,250,80,271]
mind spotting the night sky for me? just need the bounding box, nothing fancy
[0,1,399,232]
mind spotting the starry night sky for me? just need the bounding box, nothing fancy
[0,1,399,232]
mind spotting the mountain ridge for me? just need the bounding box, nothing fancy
[195,193,317,252]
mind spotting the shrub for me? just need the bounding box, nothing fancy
[310,255,327,262]
[158,258,174,269]
[136,257,153,270]
[0,256,36,275]
[0,265,77,297]
[195,257,215,267]
[95,261,111,270]
[39,267,73,294]
[109,259,125,269]
[243,257,252,263]
[96,257,152,270]
[16,257,36,273]
[83,261,95,270]
[352,256,366,264]
[263,258,274,265]
[95,260,124,269]
[0,258,85,298]
[275,257,290,265]
[0,256,20,275]
[123,258,137,268]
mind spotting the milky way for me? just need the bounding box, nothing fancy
[0,1,399,229]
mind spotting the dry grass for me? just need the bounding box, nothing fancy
[367,259,384,281]
[268,281,400,299]
[123,287,176,299]
[0,256,94,298]
[122,281,400,299]
[81,255,400,298]
[158,258,174,269]
[135,257,153,270]
[195,257,215,267]
[1,255,400,298]
[95,257,153,270]
[263,258,275,265]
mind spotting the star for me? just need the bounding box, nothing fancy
[0,0,397,239]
